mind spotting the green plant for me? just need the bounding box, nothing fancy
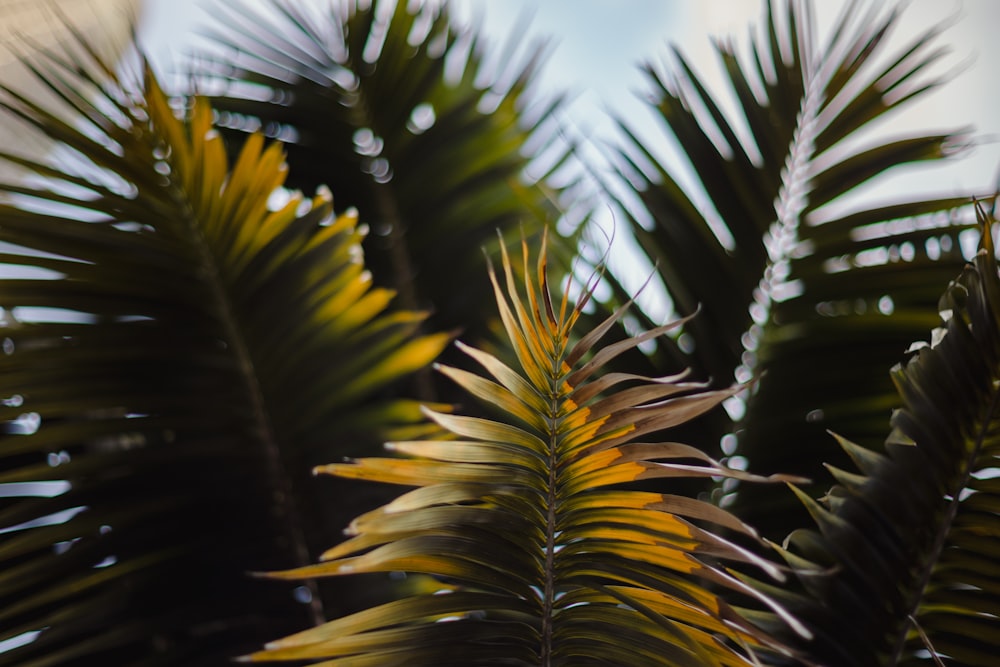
[242,237,809,666]
[0,0,997,665]
[0,35,447,664]
[192,0,576,348]
[606,0,978,534]
[767,216,1000,665]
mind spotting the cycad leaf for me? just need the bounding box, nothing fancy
[609,0,978,534]
[248,238,808,666]
[771,217,1000,665]
[191,0,574,346]
[0,31,444,665]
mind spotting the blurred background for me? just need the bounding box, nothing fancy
[2,0,998,307]
[138,0,1000,312]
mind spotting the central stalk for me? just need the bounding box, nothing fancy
[540,420,559,666]
[540,343,564,667]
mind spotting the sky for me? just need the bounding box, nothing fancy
[2,0,996,274]
[456,0,1000,314]
[433,1,1000,213]
[137,0,1000,193]
[442,0,999,178]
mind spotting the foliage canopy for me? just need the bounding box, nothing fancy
[0,1,996,665]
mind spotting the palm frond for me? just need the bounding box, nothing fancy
[608,0,979,533]
[191,0,577,349]
[766,214,1000,665]
[0,31,446,665]
[246,236,809,666]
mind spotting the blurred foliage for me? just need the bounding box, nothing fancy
[605,0,984,535]
[0,29,446,665]
[192,0,580,357]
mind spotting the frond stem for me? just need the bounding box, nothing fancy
[540,354,562,665]
[350,71,434,401]
[907,614,946,667]
[177,195,324,625]
[732,30,823,488]
[541,423,558,666]
[370,180,420,313]
[368,180,435,402]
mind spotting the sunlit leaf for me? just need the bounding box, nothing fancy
[191,0,577,350]
[0,28,444,665]
[249,239,806,666]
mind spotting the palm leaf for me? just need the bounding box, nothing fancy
[245,236,809,666]
[190,0,576,350]
[608,0,979,534]
[765,215,1000,665]
[0,31,446,665]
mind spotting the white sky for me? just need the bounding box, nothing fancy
[446,1,998,179]
[138,0,1000,197]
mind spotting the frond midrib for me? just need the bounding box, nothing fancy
[163,162,323,623]
[540,351,563,666]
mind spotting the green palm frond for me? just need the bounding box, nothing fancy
[767,215,1000,665]
[0,31,446,665]
[608,0,979,533]
[246,236,809,666]
[191,0,576,348]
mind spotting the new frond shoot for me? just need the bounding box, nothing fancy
[247,235,808,666]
